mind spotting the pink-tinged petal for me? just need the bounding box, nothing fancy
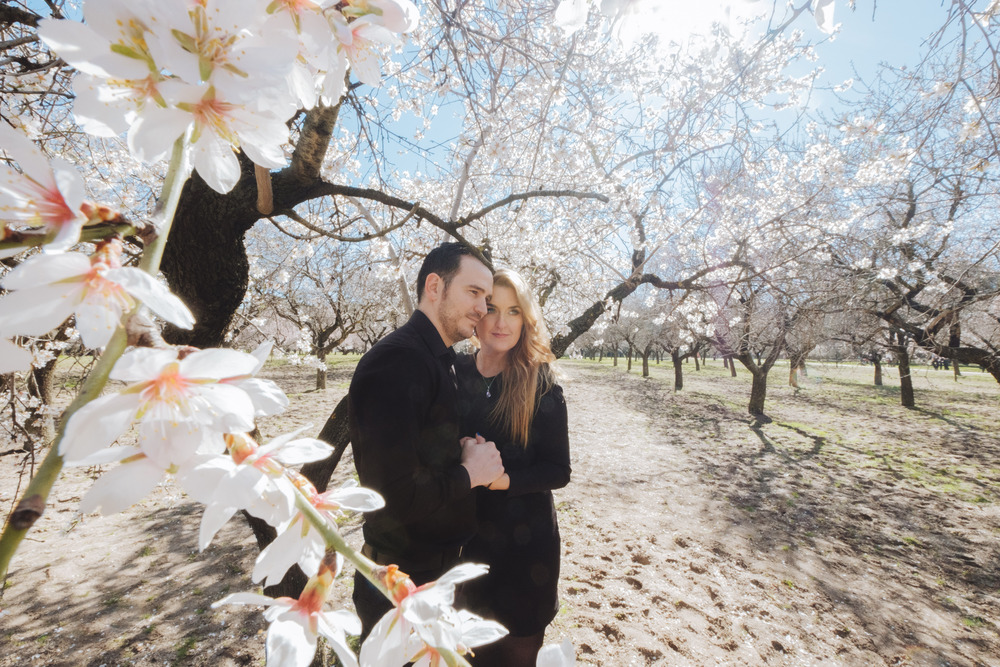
[127,106,192,163]
[360,610,409,667]
[344,40,384,87]
[328,486,385,513]
[176,453,235,503]
[433,563,489,589]
[254,523,309,586]
[294,533,326,579]
[138,419,214,468]
[267,614,317,667]
[60,392,139,462]
[317,613,361,667]
[248,341,274,373]
[65,444,141,467]
[453,611,507,648]
[235,378,289,417]
[79,457,164,515]
[241,138,287,171]
[1,252,90,290]
[213,591,283,609]
[110,347,179,382]
[198,500,239,550]
[70,75,135,137]
[0,124,56,183]
[43,217,84,253]
[51,157,87,211]
[368,0,420,32]
[254,426,311,454]
[320,54,349,103]
[75,295,127,349]
[37,18,149,79]
[287,63,319,110]
[193,135,241,194]
[0,283,80,336]
[536,639,576,667]
[107,267,195,328]
[197,383,257,433]
[0,337,33,374]
[180,348,258,379]
[320,609,362,640]
[225,465,275,511]
[272,438,332,466]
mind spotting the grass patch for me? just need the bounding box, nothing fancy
[174,636,197,662]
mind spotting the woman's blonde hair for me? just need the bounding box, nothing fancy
[481,268,556,446]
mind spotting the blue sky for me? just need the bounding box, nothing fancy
[806,0,954,107]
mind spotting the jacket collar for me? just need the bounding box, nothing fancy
[410,310,457,364]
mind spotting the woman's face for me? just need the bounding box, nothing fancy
[478,285,523,357]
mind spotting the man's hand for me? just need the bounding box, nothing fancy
[460,434,504,488]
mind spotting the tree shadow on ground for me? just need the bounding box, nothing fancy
[577,362,1000,665]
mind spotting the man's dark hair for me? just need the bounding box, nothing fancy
[416,242,483,302]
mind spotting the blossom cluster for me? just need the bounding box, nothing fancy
[35,0,418,194]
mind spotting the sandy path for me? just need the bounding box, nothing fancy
[2,358,998,666]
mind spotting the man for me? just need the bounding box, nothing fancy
[349,242,504,638]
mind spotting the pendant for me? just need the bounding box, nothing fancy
[486,388,491,398]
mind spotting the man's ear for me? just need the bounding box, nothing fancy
[423,272,444,302]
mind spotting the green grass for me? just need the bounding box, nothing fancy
[961,615,986,629]
[173,636,197,662]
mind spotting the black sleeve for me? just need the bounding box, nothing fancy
[506,383,571,496]
[350,348,471,524]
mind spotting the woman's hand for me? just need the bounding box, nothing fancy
[486,473,510,491]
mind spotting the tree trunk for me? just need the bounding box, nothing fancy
[726,354,737,377]
[26,357,57,444]
[300,394,352,492]
[693,354,700,371]
[641,348,650,377]
[889,330,915,408]
[748,369,768,416]
[315,351,328,390]
[672,350,683,391]
[873,358,883,386]
[789,361,799,388]
[162,162,260,347]
[626,345,632,372]
[612,348,618,366]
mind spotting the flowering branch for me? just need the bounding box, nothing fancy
[0,134,190,582]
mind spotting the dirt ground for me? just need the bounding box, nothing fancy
[1,357,999,666]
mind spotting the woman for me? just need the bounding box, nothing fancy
[455,268,572,666]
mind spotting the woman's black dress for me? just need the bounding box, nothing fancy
[455,354,572,637]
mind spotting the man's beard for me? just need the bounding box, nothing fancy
[439,293,475,344]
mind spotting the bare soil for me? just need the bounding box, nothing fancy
[2,357,999,666]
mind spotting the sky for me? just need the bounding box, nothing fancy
[796,0,955,111]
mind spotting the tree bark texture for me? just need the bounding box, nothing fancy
[747,369,769,416]
[889,330,915,408]
[672,350,683,391]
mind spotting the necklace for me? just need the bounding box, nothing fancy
[482,374,498,398]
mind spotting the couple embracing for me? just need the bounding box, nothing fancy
[348,242,572,665]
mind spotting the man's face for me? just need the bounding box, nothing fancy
[436,256,493,346]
